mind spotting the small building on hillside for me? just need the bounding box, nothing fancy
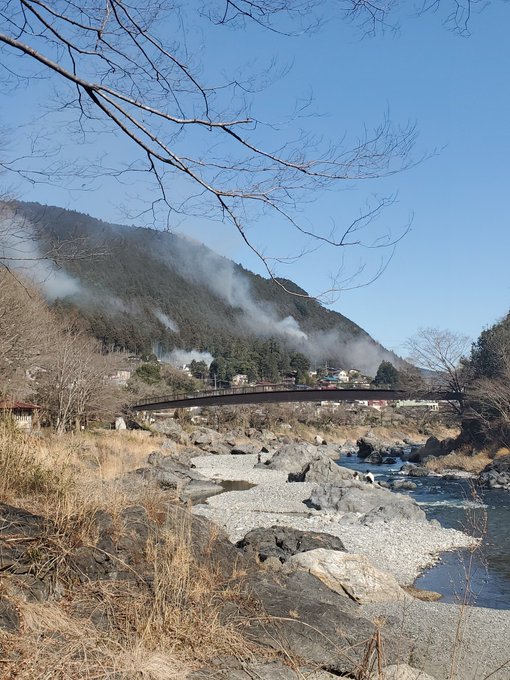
[231,374,248,386]
[0,400,41,431]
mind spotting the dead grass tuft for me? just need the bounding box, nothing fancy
[425,451,492,475]
[3,599,191,680]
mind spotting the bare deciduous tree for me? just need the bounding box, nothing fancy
[34,322,123,432]
[0,268,54,394]
[405,327,471,412]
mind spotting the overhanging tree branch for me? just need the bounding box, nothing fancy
[0,1,460,296]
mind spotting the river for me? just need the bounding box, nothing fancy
[337,454,510,610]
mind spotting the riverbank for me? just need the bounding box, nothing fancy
[192,450,510,680]
[192,453,475,584]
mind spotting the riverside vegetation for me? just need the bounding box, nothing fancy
[1,407,509,680]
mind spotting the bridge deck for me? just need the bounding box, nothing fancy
[132,385,455,412]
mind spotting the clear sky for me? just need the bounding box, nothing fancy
[1,2,509,357]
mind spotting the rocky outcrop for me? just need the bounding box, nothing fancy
[0,502,245,597]
[243,572,411,677]
[151,418,190,444]
[400,463,430,477]
[289,456,354,485]
[392,480,418,491]
[192,427,219,446]
[264,442,320,473]
[0,597,20,632]
[408,436,456,463]
[231,442,263,455]
[479,455,510,490]
[135,452,222,502]
[236,526,345,563]
[357,434,405,460]
[285,549,407,604]
[264,443,353,485]
[309,483,427,523]
[191,662,340,679]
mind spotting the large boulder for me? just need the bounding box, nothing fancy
[231,442,263,455]
[408,436,456,463]
[290,457,354,485]
[391,480,417,491]
[400,463,429,477]
[201,442,232,455]
[0,597,20,632]
[365,451,384,465]
[285,549,407,603]
[264,442,319,474]
[265,443,354,485]
[357,433,402,459]
[479,455,510,490]
[151,418,190,444]
[135,453,222,501]
[309,483,427,522]
[236,525,345,563]
[243,572,411,676]
[192,427,219,446]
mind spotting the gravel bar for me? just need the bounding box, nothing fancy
[192,453,475,584]
[191,452,510,679]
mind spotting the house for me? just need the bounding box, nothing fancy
[319,375,339,388]
[0,400,41,430]
[231,374,248,386]
[367,399,388,410]
[282,375,296,386]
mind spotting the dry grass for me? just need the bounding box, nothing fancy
[0,425,267,677]
[2,598,191,680]
[425,451,492,475]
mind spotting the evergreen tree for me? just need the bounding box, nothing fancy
[373,361,399,387]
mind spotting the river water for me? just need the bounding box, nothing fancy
[337,454,510,610]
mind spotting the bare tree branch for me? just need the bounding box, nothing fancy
[0,1,451,296]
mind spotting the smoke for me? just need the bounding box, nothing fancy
[164,236,397,374]
[169,236,308,342]
[164,349,213,367]
[154,309,179,332]
[0,207,83,300]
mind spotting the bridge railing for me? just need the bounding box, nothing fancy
[131,382,401,409]
[132,383,293,408]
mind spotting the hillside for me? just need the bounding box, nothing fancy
[13,202,401,376]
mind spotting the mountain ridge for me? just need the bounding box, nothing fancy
[13,201,402,376]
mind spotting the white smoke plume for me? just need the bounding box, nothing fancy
[164,349,213,367]
[170,237,308,342]
[163,235,400,376]
[154,309,179,332]
[0,207,83,300]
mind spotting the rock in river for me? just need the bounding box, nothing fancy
[479,454,510,490]
[310,482,427,523]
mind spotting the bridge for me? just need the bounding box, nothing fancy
[131,384,458,412]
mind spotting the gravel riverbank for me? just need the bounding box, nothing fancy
[192,453,475,584]
[192,451,510,680]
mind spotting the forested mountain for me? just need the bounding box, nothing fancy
[14,202,402,377]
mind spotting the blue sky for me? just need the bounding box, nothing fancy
[1,3,509,356]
